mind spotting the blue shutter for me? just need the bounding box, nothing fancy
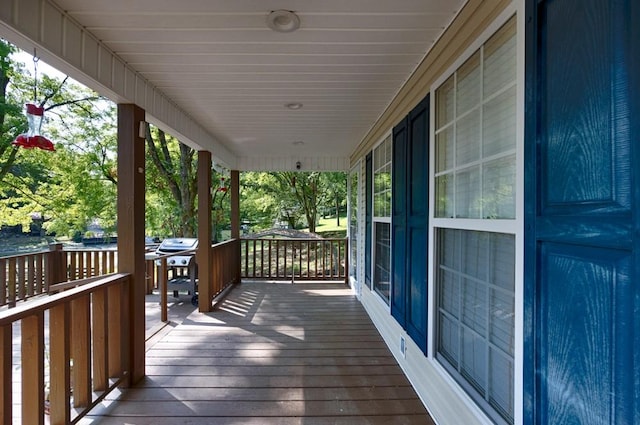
[365,152,373,289]
[524,0,640,423]
[391,95,429,353]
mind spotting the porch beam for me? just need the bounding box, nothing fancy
[117,104,146,384]
[197,151,213,312]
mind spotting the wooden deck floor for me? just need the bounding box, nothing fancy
[82,281,435,425]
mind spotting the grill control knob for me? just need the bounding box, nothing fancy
[181,259,187,265]
[169,259,175,265]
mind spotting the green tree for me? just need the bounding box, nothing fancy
[0,42,116,236]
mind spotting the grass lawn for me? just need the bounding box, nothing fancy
[304,214,347,237]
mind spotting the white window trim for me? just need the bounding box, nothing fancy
[348,161,363,298]
[427,2,524,425]
[370,132,393,310]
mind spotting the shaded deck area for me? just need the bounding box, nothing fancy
[83,281,435,424]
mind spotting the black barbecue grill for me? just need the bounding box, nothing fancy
[155,238,199,305]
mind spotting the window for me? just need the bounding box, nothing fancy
[433,17,517,425]
[435,18,517,220]
[436,229,515,424]
[348,167,359,281]
[372,135,392,303]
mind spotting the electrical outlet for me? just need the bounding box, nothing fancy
[400,336,406,358]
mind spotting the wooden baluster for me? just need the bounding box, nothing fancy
[252,239,256,278]
[244,240,249,278]
[275,240,280,277]
[267,240,272,278]
[8,258,16,307]
[26,255,35,297]
[69,253,77,281]
[332,241,336,278]
[260,239,264,277]
[22,312,45,425]
[17,258,25,302]
[78,251,85,279]
[35,253,43,295]
[0,324,12,425]
[92,288,109,391]
[307,241,311,278]
[93,251,100,276]
[49,303,71,425]
[71,295,91,407]
[0,258,6,306]
[107,284,122,378]
[160,258,168,322]
[314,241,319,278]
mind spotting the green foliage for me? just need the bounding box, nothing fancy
[0,41,117,236]
[240,171,347,234]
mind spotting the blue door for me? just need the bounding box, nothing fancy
[525,0,639,423]
[392,95,429,353]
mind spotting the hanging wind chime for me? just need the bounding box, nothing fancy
[12,51,55,151]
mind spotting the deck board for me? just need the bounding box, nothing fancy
[83,281,436,424]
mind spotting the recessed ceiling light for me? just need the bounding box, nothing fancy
[267,10,301,33]
[292,141,304,146]
[285,102,303,110]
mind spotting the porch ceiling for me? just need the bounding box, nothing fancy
[47,0,464,168]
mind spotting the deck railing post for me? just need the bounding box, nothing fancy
[46,243,66,290]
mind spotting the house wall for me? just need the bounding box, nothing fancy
[350,1,518,424]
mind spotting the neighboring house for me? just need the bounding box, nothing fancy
[1,0,637,424]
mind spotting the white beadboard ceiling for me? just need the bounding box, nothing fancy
[49,0,465,169]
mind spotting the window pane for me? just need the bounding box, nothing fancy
[435,174,454,218]
[439,313,459,367]
[462,278,487,335]
[483,86,516,157]
[440,269,460,318]
[461,327,487,393]
[482,155,516,219]
[436,229,515,424]
[456,52,481,115]
[373,222,390,303]
[437,75,455,128]
[484,18,517,98]
[435,126,454,173]
[456,108,481,166]
[490,288,515,355]
[455,166,481,218]
[490,349,514,423]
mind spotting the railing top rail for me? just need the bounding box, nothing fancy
[240,237,347,242]
[211,239,239,249]
[0,272,130,326]
[0,249,51,260]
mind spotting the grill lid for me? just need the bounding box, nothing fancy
[156,238,198,254]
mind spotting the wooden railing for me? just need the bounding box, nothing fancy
[210,239,240,298]
[0,244,118,308]
[2,240,242,315]
[240,238,348,282]
[0,273,131,425]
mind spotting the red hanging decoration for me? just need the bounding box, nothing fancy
[218,176,228,193]
[13,103,55,151]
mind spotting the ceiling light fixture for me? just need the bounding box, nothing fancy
[267,10,301,33]
[285,102,303,110]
